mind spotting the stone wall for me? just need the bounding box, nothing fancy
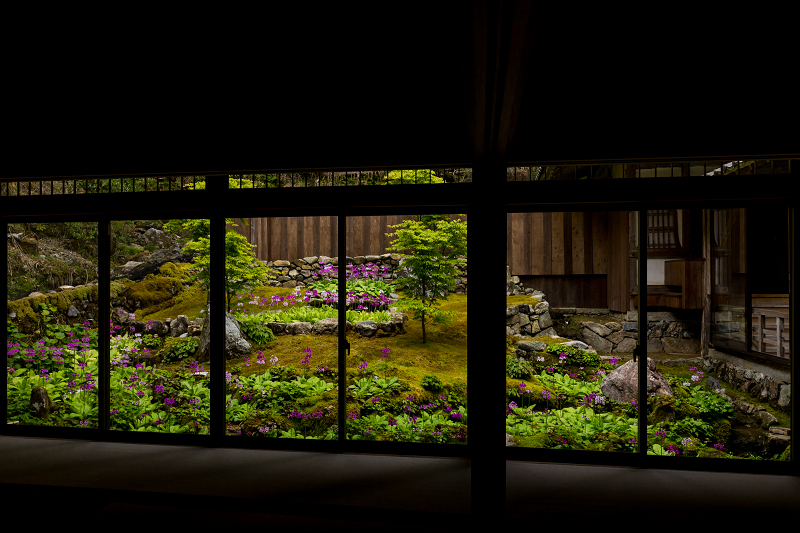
[550,308,702,355]
[264,255,468,295]
[505,291,558,338]
[702,349,791,413]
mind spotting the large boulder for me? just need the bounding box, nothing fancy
[197,308,252,362]
[600,358,673,403]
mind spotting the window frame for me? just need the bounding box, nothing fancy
[2,165,796,476]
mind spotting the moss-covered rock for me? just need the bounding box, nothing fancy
[7,284,127,334]
[711,419,732,444]
[122,276,183,312]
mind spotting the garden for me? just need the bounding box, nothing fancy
[6,214,469,444]
[504,335,791,460]
[6,216,790,458]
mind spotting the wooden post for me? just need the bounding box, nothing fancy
[702,295,711,357]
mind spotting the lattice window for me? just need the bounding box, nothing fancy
[647,209,682,255]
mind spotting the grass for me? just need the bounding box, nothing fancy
[229,292,468,393]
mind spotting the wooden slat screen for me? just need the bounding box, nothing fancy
[231,215,467,262]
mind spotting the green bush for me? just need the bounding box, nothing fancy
[421,374,443,392]
[162,337,199,363]
[546,343,601,367]
[506,356,533,379]
[237,314,276,344]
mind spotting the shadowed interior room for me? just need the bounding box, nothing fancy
[2,2,797,528]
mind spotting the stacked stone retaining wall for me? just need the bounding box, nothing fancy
[264,255,468,295]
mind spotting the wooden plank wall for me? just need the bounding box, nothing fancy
[506,211,634,311]
[231,212,636,311]
[231,215,467,262]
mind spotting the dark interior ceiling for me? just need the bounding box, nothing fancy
[6,4,794,180]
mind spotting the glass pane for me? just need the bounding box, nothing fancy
[649,206,791,460]
[7,221,99,428]
[505,211,639,452]
[712,208,747,352]
[223,216,339,440]
[109,219,210,434]
[345,214,468,444]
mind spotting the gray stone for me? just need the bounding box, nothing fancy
[661,337,700,354]
[767,433,791,455]
[533,327,559,339]
[613,338,638,353]
[197,309,251,362]
[704,377,722,391]
[735,401,755,415]
[30,386,51,419]
[769,427,790,436]
[170,315,190,337]
[67,305,81,317]
[533,302,549,314]
[583,321,612,337]
[605,321,622,332]
[646,338,664,352]
[519,313,530,327]
[713,388,735,407]
[147,320,168,336]
[539,311,553,329]
[506,306,519,317]
[778,384,790,408]
[518,341,547,352]
[560,340,588,350]
[311,318,339,335]
[622,321,638,332]
[582,328,613,353]
[354,320,378,337]
[600,358,673,403]
[287,322,313,335]
[755,410,779,429]
[606,330,625,345]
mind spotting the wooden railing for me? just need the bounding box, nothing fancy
[751,294,790,359]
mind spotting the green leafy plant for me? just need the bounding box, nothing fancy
[162,337,199,363]
[236,313,276,344]
[506,356,533,379]
[546,343,601,367]
[421,374,443,392]
[386,215,466,343]
[164,218,277,307]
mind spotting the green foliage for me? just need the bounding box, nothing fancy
[545,343,601,367]
[506,356,533,379]
[672,417,716,441]
[162,337,199,363]
[421,374,443,392]
[233,307,391,326]
[684,388,735,420]
[385,169,445,184]
[164,218,276,307]
[386,215,466,343]
[235,313,276,344]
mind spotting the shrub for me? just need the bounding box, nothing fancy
[421,374,443,392]
[237,314,276,344]
[546,343,601,367]
[162,336,199,363]
[506,356,533,379]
